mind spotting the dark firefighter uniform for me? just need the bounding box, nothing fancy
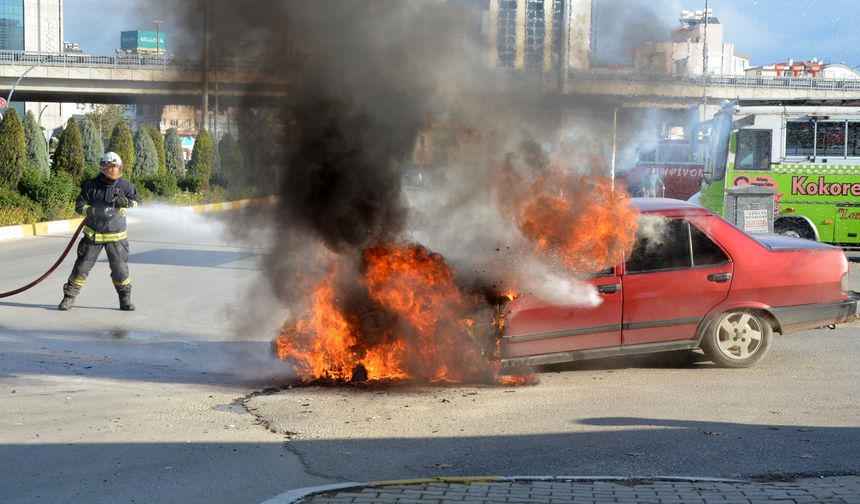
[61,173,142,310]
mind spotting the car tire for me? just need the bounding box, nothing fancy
[701,310,772,368]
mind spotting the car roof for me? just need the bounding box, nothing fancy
[630,197,713,216]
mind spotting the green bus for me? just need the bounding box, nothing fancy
[699,103,860,247]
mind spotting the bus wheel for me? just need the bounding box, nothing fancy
[775,219,815,240]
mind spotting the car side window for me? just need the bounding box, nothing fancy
[592,266,615,277]
[625,219,691,273]
[690,223,729,267]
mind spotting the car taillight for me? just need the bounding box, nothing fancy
[841,272,850,294]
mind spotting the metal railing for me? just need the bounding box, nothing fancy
[571,69,860,92]
[0,50,262,71]
[0,50,187,68]
[705,74,860,91]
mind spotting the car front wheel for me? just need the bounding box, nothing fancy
[701,310,772,368]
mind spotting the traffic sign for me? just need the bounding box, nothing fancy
[0,97,6,108]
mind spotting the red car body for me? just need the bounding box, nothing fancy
[501,198,858,368]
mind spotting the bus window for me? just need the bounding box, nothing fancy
[736,129,772,170]
[786,121,814,157]
[816,122,846,157]
[848,123,860,157]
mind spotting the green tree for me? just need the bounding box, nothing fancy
[165,128,185,177]
[186,129,213,190]
[108,121,134,173]
[0,109,27,190]
[79,118,104,169]
[218,133,245,187]
[144,124,167,174]
[52,117,86,181]
[85,104,127,143]
[23,110,50,177]
[133,127,159,177]
[238,108,283,193]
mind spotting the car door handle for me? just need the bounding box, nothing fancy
[708,272,732,283]
[598,284,620,294]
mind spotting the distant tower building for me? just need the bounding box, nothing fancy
[0,0,64,128]
[486,0,592,74]
[0,0,62,56]
[634,9,749,77]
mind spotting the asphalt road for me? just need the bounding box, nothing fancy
[1,207,858,504]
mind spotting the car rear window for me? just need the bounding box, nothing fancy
[691,224,729,266]
[625,217,729,273]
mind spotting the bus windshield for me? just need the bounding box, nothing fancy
[704,106,733,182]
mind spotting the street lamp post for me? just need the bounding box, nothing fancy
[38,104,50,154]
[37,104,48,125]
[0,62,42,121]
[154,19,163,57]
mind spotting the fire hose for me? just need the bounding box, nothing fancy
[0,219,86,299]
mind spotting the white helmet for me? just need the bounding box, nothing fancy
[100,151,122,168]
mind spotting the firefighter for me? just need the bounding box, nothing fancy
[58,152,142,311]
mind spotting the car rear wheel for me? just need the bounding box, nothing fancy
[701,310,772,368]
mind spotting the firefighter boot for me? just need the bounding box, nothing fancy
[58,295,76,311]
[118,288,135,311]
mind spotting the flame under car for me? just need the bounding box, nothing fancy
[500,198,859,369]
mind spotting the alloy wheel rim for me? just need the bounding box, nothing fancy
[716,312,763,360]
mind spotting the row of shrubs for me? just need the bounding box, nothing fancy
[0,100,296,228]
[0,106,261,227]
[0,162,248,227]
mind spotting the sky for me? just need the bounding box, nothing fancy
[63,0,860,68]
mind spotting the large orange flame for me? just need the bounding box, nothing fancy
[275,262,404,382]
[497,152,638,273]
[275,243,499,383]
[362,243,497,382]
[276,140,638,387]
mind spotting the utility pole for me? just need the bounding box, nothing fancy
[702,0,709,119]
[558,0,572,94]
[211,4,219,142]
[154,19,163,57]
[610,107,618,193]
[214,45,219,142]
[202,0,210,132]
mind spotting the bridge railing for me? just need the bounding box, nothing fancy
[0,50,192,68]
[573,69,860,91]
[704,74,860,91]
[0,50,262,71]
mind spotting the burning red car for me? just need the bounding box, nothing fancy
[501,198,859,369]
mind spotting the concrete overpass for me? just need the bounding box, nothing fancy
[565,70,860,109]
[0,51,289,106]
[4,50,860,108]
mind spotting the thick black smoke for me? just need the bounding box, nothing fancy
[153,1,548,297]
[144,0,678,329]
[592,0,672,65]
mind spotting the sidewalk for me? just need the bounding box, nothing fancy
[263,475,860,504]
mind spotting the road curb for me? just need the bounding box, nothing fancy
[187,196,274,214]
[0,197,274,242]
[258,476,746,504]
[0,222,35,240]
